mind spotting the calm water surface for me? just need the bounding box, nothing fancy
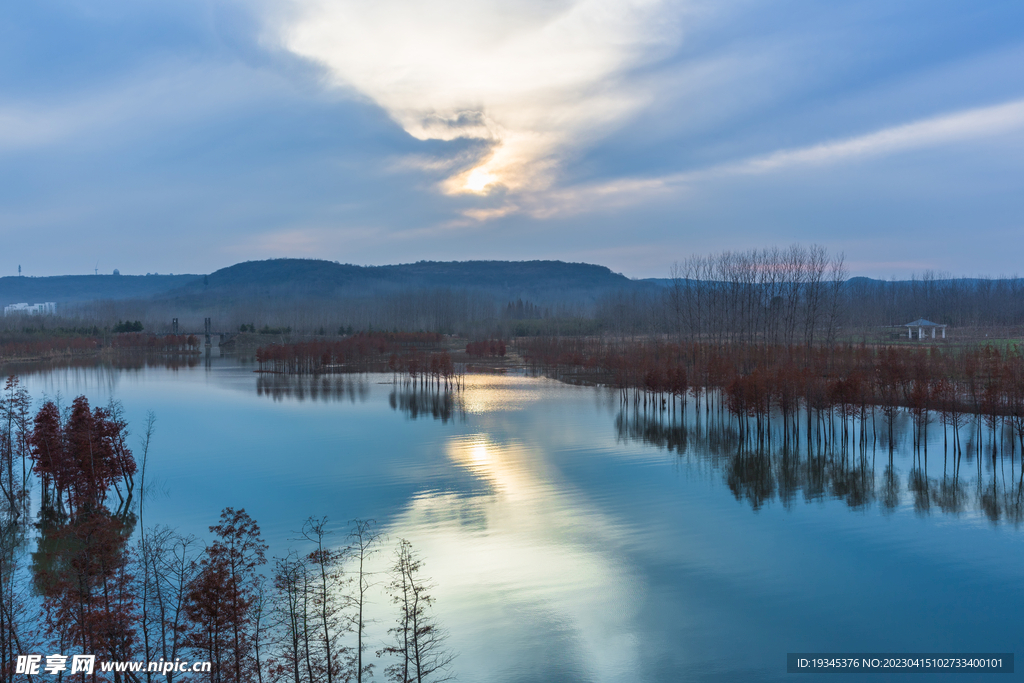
[17,358,1024,682]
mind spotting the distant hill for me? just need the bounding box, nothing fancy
[6,261,1019,313]
[161,259,638,304]
[0,274,201,305]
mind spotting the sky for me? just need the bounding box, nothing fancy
[2,0,1023,279]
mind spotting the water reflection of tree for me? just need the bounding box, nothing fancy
[879,466,900,514]
[4,355,200,376]
[389,387,465,424]
[256,374,371,403]
[726,449,776,511]
[614,400,1022,524]
[908,468,931,515]
[827,454,874,510]
[976,457,1024,524]
[32,507,139,665]
[23,393,143,673]
[935,476,967,515]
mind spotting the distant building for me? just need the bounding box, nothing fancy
[904,318,947,340]
[4,302,56,316]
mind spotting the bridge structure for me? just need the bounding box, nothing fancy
[167,318,238,346]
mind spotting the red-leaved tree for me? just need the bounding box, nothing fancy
[184,507,267,683]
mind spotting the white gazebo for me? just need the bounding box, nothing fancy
[904,318,947,340]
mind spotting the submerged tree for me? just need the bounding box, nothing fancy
[29,395,137,520]
[378,539,455,683]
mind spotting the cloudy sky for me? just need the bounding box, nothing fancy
[2,0,1023,278]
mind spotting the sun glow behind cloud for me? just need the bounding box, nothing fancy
[281,0,682,196]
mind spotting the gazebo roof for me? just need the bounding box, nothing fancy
[904,318,946,327]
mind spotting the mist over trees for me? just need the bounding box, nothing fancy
[844,272,1024,328]
[2,252,1022,342]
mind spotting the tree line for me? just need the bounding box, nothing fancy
[601,248,1023,339]
[0,337,100,363]
[109,334,201,353]
[464,340,506,358]
[0,378,455,682]
[520,337,1024,463]
[256,334,463,391]
[255,334,444,374]
[845,271,1024,328]
[0,334,200,364]
[113,321,145,334]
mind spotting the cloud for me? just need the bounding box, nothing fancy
[0,60,306,156]
[280,0,686,196]
[721,98,1024,175]
[241,225,378,256]
[519,97,1024,218]
[0,107,77,151]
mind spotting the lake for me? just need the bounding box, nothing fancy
[15,357,1024,682]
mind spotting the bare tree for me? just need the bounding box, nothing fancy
[137,412,156,682]
[803,244,828,349]
[378,540,455,683]
[348,520,383,683]
[0,377,31,523]
[0,515,34,683]
[825,252,847,349]
[299,517,348,683]
[271,552,308,683]
[139,526,200,683]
